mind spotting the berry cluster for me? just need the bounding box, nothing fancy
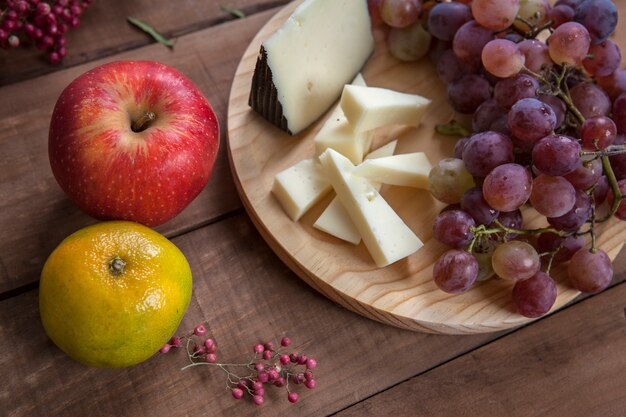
[0,0,93,64]
[370,0,625,318]
[160,325,318,407]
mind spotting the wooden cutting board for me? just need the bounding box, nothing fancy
[226,0,626,334]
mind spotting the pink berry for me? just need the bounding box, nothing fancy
[206,353,217,363]
[194,345,206,356]
[253,381,264,391]
[264,342,274,351]
[305,379,317,389]
[237,381,248,391]
[257,372,269,383]
[281,337,291,347]
[169,337,182,348]
[291,374,305,384]
[253,344,264,354]
[288,392,299,403]
[159,344,171,354]
[254,387,265,397]
[297,354,308,365]
[304,370,314,381]
[204,338,216,352]
[37,2,51,15]
[254,363,265,372]
[194,324,207,337]
[231,388,243,400]
[263,350,272,360]
[268,369,279,381]
[279,354,290,365]
[8,35,19,48]
[274,377,286,387]
[289,353,298,363]
[253,395,264,406]
[305,358,317,369]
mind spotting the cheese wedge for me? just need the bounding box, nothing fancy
[249,0,374,135]
[272,159,331,221]
[354,152,432,189]
[340,85,431,133]
[314,141,398,244]
[314,74,372,164]
[319,148,423,267]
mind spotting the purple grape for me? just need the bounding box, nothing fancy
[580,116,617,149]
[529,175,576,218]
[453,20,494,62]
[570,82,611,118]
[432,210,476,248]
[575,0,618,44]
[433,249,479,294]
[612,93,626,134]
[507,98,557,145]
[512,271,557,318]
[547,189,591,231]
[462,131,514,177]
[461,187,499,225]
[568,248,613,293]
[536,232,584,263]
[597,69,626,100]
[563,158,603,189]
[593,175,610,204]
[532,134,581,177]
[538,95,567,128]
[472,99,507,134]
[429,39,452,66]
[549,5,576,28]
[428,2,473,42]
[437,49,479,83]
[447,74,491,114]
[582,40,622,77]
[454,137,470,159]
[494,74,540,109]
[483,163,532,212]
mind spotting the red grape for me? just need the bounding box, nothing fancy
[447,74,491,114]
[512,271,557,318]
[472,99,507,133]
[380,0,422,28]
[461,187,499,225]
[492,240,540,282]
[548,189,591,231]
[462,131,514,177]
[471,0,520,31]
[493,74,540,109]
[483,163,532,212]
[532,135,581,177]
[518,39,552,73]
[563,158,603,190]
[530,175,577,218]
[549,4,576,28]
[432,210,476,248]
[482,39,525,78]
[428,2,472,42]
[568,248,613,293]
[453,20,494,62]
[582,40,622,77]
[570,82,611,119]
[434,249,479,294]
[536,232,584,263]
[548,22,591,65]
[507,98,557,145]
[580,116,617,149]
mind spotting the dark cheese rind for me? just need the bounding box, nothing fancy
[248,46,292,135]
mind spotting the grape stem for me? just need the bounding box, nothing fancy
[467,221,569,253]
[512,15,554,39]
[581,145,626,158]
[597,155,623,223]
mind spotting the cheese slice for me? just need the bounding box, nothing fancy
[354,152,432,189]
[314,73,371,164]
[319,148,423,267]
[314,140,398,244]
[249,0,374,135]
[340,85,431,133]
[272,159,331,221]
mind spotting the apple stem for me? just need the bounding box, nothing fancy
[132,111,157,132]
[109,256,127,276]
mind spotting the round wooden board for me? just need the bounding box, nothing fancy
[226,0,626,334]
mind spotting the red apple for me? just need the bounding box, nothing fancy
[48,60,219,227]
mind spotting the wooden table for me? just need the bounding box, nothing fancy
[1,1,625,416]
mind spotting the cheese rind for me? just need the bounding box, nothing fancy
[340,85,431,133]
[354,152,432,189]
[251,0,374,135]
[272,159,331,221]
[314,140,398,244]
[319,149,423,267]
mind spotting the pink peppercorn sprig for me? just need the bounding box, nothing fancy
[0,0,94,64]
[160,325,318,406]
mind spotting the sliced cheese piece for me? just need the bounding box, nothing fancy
[319,148,423,267]
[314,140,398,244]
[354,152,432,189]
[249,0,374,135]
[272,159,331,221]
[364,139,399,160]
[314,73,371,164]
[340,85,431,133]
[313,117,372,164]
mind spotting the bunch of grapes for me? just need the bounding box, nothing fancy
[371,0,625,318]
[0,0,93,64]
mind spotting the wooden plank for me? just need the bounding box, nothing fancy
[0,9,283,295]
[0,213,502,417]
[335,282,626,417]
[0,0,289,86]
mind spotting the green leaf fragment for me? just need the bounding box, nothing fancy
[435,120,471,137]
[127,17,174,48]
[221,5,246,19]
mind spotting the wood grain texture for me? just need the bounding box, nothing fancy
[227,1,626,334]
[335,281,626,417]
[0,0,289,86]
[0,10,287,295]
[0,212,504,417]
